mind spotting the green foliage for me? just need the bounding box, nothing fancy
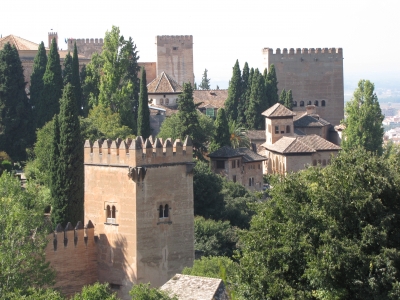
[194,216,238,257]
[63,52,73,85]
[342,79,384,154]
[82,53,102,114]
[137,67,150,139]
[236,149,400,299]
[0,173,55,295]
[265,64,279,107]
[51,84,84,226]
[237,62,250,127]
[284,89,293,110]
[228,120,250,149]
[129,283,177,300]
[193,161,224,219]
[199,68,211,90]
[209,108,230,153]
[246,69,266,129]
[225,60,242,121]
[279,88,286,104]
[72,282,118,300]
[182,256,237,279]
[37,38,63,129]
[30,42,47,115]
[4,287,64,300]
[0,42,34,161]
[72,42,83,116]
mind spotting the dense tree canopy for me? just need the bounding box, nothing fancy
[236,149,400,299]
[246,69,266,129]
[129,283,177,300]
[342,79,384,154]
[209,108,230,153]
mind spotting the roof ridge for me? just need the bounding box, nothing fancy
[164,72,175,92]
[154,72,164,92]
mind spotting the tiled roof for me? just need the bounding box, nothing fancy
[262,103,296,118]
[208,146,267,162]
[294,112,331,127]
[247,130,265,141]
[147,72,182,93]
[0,35,41,51]
[193,90,227,109]
[262,134,340,154]
[294,128,306,135]
[160,274,228,300]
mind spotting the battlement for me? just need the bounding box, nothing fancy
[84,135,193,167]
[48,32,58,36]
[263,47,343,55]
[68,38,104,45]
[156,35,193,44]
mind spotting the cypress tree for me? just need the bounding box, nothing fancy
[62,52,72,86]
[52,84,84,226]
[0,43,34,161]
[137,67,151,139]
[37,38,63,128]
[279,89,287,104]
[246,69,265,129]
[265,64,279,107]
[30,42,47,117]
[72,42,83,116]
[50,115,63,225]
[224,60,242,121]
[199,69,211,90]
[285,90,293,110]
[247,67,254,102]
[237,62,250,127]
[209,108,230,152]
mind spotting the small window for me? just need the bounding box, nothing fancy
[321,100,326,107]
[165,98,169,105]
[164,204,169,218]
[159,205,163,218]
[106,205,111,218]
[322,159,326,166]
[206,108,215,117]
[232,160,236,168]
[300,101,304,107]
[313,160,317,166]
[106,204,117,224]
[249,178,252,186]
[275,126,279,134]
[280,125,285,134]
[307,100,312,105]
[293,101,297,107]
[314,100,319,106]
[216,160,225,169]
[286,125,291,133]
[232,175,237,183]
[159,204,169,219]
[160,98,164,105]
[237,160,240,167]
[173,47,178,50]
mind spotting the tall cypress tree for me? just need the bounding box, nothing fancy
[199,69,211,90]
[265,64,279,107]
[237,62,250,127]
[30,42,47,118]
[279,89,287,104]
[209,108,230,152]
[52,84,84,226]
[137,68,150,139]
[224,60,242,121]
[246,69,265,129]
[37,38,63,129]
[62,52,73,86]
[0,43,34,161]
[50,115,63,225]
[285,90,293,110]
[71,43,83,116]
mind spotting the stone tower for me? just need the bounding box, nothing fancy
[156,35,194,86]
[48,32,58,48]
[67,38,104,59]
[84,136,195,300]
[263,47,344,126]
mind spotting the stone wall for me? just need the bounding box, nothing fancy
[68,38,104,59]
[139,62,157,84]
[263,48,344,126]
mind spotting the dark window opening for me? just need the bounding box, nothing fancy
[300,101,304,107]
[216,160,225,169]
[173,47,178,50]
[159,205,163,218]
[314,100,319,106]
[307,100,312,105]
[321,100,326,107]
[232,175,236,183]
[275,126,279,134]
[164,204,169,218]
[286,125,291,133]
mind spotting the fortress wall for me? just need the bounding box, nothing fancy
[67,38,104,59]
[263,47,344,125]
[156,36,194,86]
[139,62,157,84]
[45,221,98,297]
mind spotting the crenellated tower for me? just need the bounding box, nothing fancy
[84,136,195,300]
[48,32,58,48]
[262,47,344,126]
[67,38,104,59]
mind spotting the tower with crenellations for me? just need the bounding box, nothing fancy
[262,47,344,126]
[67,38,104,59]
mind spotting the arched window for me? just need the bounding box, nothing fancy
[112,206,116,219]
[300,101,304,107]
[286,125,291,133]
[322,159,326,166]
[160,98,164,105]
[307,100,312,105]
[293,101,297,107]
[321,100,326,107]
[106,205,111,219]
[164,204,169,218]
[314,100,319,106]
[159,205,163,218]
[106,205,116,224]
[165,98,169,105]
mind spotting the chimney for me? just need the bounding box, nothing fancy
[306,105,316,115]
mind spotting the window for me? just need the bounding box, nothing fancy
[249,177,254,186]
[159,204,169,219]
[164,204,169,218]
[313,160,317,166]
[216,160,225,169]
[106,204,116,224]
[321,100,326,107]
[300,101,304,107]
[318,159,321,165]
[293,101,297,107]
[165,98,169,105]
[160,98,164,105]
[232,175,237,183]
[275,126,279,134]
[314,100,319,106]
[173,47,178,50]
[286,125,291,133]
[232,160,236,168]
[307,100,312,105]
[237,160,240,168]
[280,125,285,134]
[206,108,215,117]
[258,164,261,169]
[322,159,326,166]
[159,205,163,218]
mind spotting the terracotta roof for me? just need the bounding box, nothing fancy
[0,35,41,51]
[160,274,228,300]
[193,90,227,109]
[294,113,331,127]
[208,146,267,162]
[299,135,341,151]
[247,130,265,141]
[262,103,296,118]
[147,72,182,93]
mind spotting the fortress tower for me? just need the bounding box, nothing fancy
[67,38,104,59]
[263,48,344,126]
[48,32,58,48]
[156,36,194,86]
[83,136,195,299]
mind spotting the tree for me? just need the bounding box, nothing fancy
[0,43,34,161]
[129,283,178,300]
[265,64,279,107]
[0,173,55,295]
[62,52,73,86]
[4,287,64,300]
[285,89,293,110]
[209,108,230,153]
[82,53,102,116]
[236,149,400,299]
[279,88,286,104]
[246,69,266,129]
[199,68,211,90]
[237,62,250,127]
[51,84,84,226]
[137,67,150,139]
[224,60,241,121]
[228,120,250,149]
[72,282,118,300]
[30,42,47,120]
[37,38,63,129]
[342,79,384,154]
[182,256,237,280]
[72,42,83,116]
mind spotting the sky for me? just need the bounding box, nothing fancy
[2,0,400,95]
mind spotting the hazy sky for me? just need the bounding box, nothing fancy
[2,0,399,90]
